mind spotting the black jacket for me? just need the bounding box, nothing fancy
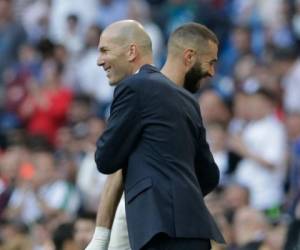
[95,64,225,250]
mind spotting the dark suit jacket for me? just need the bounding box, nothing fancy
[95,64,225,250]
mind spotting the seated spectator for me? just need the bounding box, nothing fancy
[19,60,73,145]
[6,146,81,225]
[73,211,96,249]
[206,121,240,184]
[76,116,107,213]
[0,219,32,250]
[223,183,250,222]
[284,108,300,250]
[228,90,251,135]
[0,0,27,83]
[53,221,78,250]
[128,0,165,66]
[261,223,287,250]
[273,47,300,113]
[233,207,269,250]
[198,88,231,126]
[0,130,29,219]
[229,87,287,216]
[30,218,56,250]
[285,109,300,217]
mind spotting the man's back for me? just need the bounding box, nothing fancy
[96,64,224,250]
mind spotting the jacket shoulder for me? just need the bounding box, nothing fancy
[117,72,149,89]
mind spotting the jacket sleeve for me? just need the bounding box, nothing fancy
[95,82,142,174]
[195,125,220,197]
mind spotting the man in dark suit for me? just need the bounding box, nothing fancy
[92,20,224,250]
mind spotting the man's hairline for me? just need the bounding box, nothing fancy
[99,30,152,55]
[168,38,217,56]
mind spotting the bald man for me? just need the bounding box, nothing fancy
[86,20,152,250]
[86,21,224,250]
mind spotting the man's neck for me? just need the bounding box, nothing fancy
[161,59,185,87]
[131,56,153,75]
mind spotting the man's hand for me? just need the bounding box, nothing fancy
[85,227,111,250]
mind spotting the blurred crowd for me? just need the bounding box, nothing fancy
[0,0,300,249]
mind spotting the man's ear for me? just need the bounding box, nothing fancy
[183,48,197,68]
[128,44,138,62]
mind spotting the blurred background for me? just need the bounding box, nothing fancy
[0,0,300,249]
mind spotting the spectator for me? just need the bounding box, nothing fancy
[0,150,19,218]
[218,25,253,77]
[96,0,129,28]
[73,212,96,249]
[52,222,78,250]
[273,47,300,117]
[76,116,107,213]
[229,88,287,216]
[60,14,84,57]
[5,43,41,114]
[19,60,73,144]
[228,90,251,135]
[19,0,49,44]
[48,0,98,44]
[6,148,80,225]
[285,109,300,217]
[0,131,30,218]
[285,109,300,250]
[128,0,165,66]
[206,121,232,184]
[0,0,27,84]
[261,223,287,250]
[198,88,231,126]
[31,218,56,250]
[0,219,32,250]
[163,0,198,36]
[223,183,250,219]
[233,207,269,250]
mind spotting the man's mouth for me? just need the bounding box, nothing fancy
[103,66,111,72]
[103,67,111,77]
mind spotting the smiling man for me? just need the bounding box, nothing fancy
[86,20,224,250]
[98,22,152,85]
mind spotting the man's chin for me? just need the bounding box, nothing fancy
[108,79,118,86]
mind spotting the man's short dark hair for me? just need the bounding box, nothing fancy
[168,22,219,54]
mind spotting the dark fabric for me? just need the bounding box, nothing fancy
[95,64,225,250]
[0,184,14,218]
[141,233,211,250]
[284,219,300,250]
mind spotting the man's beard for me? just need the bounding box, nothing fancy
[183,63,210,93]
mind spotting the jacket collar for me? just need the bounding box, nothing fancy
[139,64,160,73]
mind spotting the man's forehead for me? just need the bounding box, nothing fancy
[99,31,123,46]
[99,32,110,43]
[209,40,218,51]
[201,41,218,59]
[98,33,113,48]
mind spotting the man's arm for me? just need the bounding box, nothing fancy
[195,126,220,196]
[85,170,123,250]
[96,170,124,228]
[228,134,277,170]
[95,82,142,174]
